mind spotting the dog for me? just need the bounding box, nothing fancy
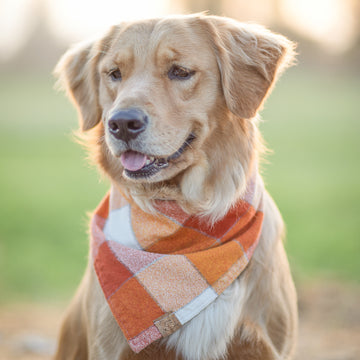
[54,14,297,360]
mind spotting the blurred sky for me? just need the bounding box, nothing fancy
[0,0,358,62]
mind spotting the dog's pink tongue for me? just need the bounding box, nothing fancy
[120,151,147,171]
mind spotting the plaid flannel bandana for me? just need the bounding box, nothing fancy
[91,173,264,353]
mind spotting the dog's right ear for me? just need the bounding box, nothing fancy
[55,40,101,131]
[55,24,121,133]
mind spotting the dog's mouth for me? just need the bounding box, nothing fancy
[120,133,195,179]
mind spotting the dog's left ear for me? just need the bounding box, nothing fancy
[204,17,296,119]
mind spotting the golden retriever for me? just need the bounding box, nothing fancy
[54,14,297,360]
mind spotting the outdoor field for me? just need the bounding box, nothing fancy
[0,0,359,357]
[0,68,359,359]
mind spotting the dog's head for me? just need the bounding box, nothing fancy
[55,14,295,219]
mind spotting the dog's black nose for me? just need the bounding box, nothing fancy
[108,109,148,141]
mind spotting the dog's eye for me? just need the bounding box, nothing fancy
[109,69,122,81]
[168,65,195,80]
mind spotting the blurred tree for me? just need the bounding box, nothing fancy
[352,0,360,42]
[183,0,223,15]
[348,0,360,67]
[0,0,65,73]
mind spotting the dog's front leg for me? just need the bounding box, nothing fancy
[55,273,89,360]
[85,266,129,360]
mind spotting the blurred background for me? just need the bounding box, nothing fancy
[0,0,359,359]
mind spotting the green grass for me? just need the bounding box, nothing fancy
[0,74,109,303]
[261,69,360,281]
[0,70,359,303]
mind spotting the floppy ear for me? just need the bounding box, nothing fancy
[54,40,102,131]
[205,17,296,119]
[55,26,120,131]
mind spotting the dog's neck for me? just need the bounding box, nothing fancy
[115,118,260,223]
[114,155,259,225]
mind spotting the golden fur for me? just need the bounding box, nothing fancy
[54,14,297,360]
